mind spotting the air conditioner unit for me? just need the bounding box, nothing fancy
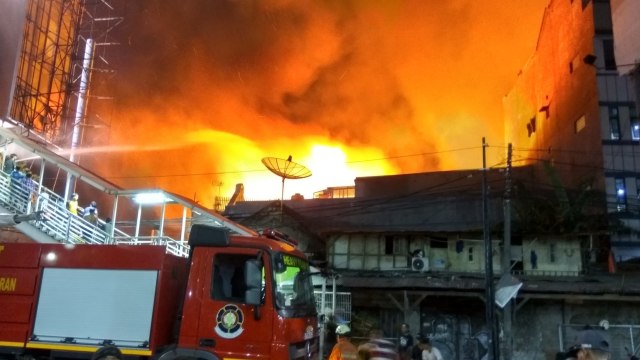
[411,257,427,272]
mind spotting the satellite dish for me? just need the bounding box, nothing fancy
[262,155,312,214]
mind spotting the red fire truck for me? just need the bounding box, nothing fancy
[0,224,319,360]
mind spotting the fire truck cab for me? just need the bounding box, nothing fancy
[0,224,319,360]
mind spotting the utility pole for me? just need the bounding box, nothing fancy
[502,143,513,359]
[482,138,499,359]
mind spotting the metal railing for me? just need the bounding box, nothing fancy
[115,236,190,258]
[0,171,190,257]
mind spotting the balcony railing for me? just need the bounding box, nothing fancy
[0,171,189,257]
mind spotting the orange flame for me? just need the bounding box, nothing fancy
[88,0,548,203]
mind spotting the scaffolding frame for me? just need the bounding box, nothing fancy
[9,0,122,151]
[10,0,83,142]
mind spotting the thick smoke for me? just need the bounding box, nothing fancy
[94,0,547,202]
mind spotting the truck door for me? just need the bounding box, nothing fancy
[197,248,274,357]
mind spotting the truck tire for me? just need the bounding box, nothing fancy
[156,348,220,360]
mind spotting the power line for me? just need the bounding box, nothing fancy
[104,146,485,180]
[102,143,640,183]
[344,146,482,164]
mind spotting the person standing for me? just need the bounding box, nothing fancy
[36,191,50,213]
[9,165,25,211]
[84,208,98,226]
[82,208,99,242]
[324,314,338,359]
[398,323,414,360]
[358,343,374,360]
[414,336,442,360]
[21,171,37,213]
[85,200,98,217]
[66,193,79,215]
[329,324,358,360]
[102,217,114,242]
[3,153,17,174]
[359,328,398,360]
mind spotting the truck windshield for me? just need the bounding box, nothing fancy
[273,253,317,316]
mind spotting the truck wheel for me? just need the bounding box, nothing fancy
[157,349,220,360]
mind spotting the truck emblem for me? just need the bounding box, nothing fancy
[214,304,244,339]
[304,325,314,340]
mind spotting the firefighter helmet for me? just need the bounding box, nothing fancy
[335,324,351,335]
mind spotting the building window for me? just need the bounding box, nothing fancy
[616,178,627,211]
[575,115,586,133]
[603,39,617,71]
[631,107,639,140]
[385,236,408,255]
[468,247,473,262]
[212,253,253,302]
[549,244,556,263]
[385,236,394,255]
[526,116,536,137]
[430,238,448,249]
[394,238,408,255]
[609,106,620,140]
[632,120,640,140]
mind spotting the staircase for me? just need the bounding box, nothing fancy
[0,172,190,254]
[0,126,256,257]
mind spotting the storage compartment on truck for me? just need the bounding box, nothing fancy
[31,268,158,348]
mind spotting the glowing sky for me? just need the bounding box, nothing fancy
[92,0,548,204]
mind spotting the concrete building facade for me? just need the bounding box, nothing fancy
[225,172,640,359]
[504,0,640,262]
[225,1,640,358]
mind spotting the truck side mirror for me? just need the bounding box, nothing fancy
[244,259,262,306]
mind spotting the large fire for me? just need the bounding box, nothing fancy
[88,0,548,204]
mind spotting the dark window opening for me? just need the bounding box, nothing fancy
[430,238,448,249]
[212,253,253,302]
[511,260,523,272]
[511,235,523,246]
[385,236,394,255]
[609,106,620,140]
[526,117,536,137]
[603,39,616,70]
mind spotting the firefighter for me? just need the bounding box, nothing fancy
[329,324,358,360]
[563,329,610,360]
